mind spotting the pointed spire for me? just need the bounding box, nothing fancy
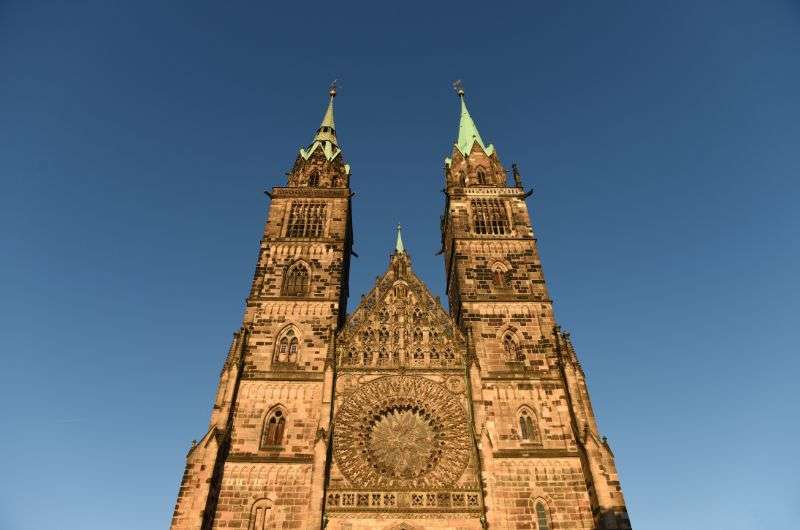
[450,81,495,158]
[299,82,348,172]
[395,224,405,254]
[313,82,338,146]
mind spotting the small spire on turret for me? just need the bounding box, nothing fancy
[395,224,405,254]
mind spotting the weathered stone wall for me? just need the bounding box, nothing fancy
[211,463,314,529]
[482,458,594,530]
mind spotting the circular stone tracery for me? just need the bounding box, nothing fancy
[333,376,471,489]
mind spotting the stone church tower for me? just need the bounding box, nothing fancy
[170,88,631,530]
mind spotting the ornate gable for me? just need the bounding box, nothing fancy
[336,251,466,369]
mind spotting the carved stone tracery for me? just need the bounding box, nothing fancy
[333,375,471,489]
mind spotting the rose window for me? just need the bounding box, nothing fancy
[333,375,471,488]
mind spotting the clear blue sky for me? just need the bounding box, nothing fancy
[1,1,798,528]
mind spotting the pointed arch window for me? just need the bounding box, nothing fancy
[308,171,320,187]
[275,328,300,364]
[535,501,551,530]
[492,263,508,288]
[503,332,524,361]
[261,408,286,447]
[413,328,423,343]
[519,407,540,442]
[476,169,487,185]
[363,350,373,366]
[283,263,310,297]
[249,498,273,530]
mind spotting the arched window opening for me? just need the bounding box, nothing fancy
[492,264,507,288]
[308,171,320,187]
[519,408,539,442]
[535,501,551,530]
[413,307,423,323]
[283,263,310,297]
[363,351,373,365]
[249,498,273,530]
[413,349,424,360]
[275,328,300,364]
[476,169,487,185]
[378,350,389,364]
[444,349,454,361]
[379,328,389,343]
[262,409,286,447]
[413,328,423,343]
[430,348,439,361]
[503,333,524,361]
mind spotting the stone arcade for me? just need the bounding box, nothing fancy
[169,86,631,530]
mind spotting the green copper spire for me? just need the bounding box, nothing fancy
[299,83,349,173]
[448,82,495,164]
[395,224,405,254]
[313,85,337,146]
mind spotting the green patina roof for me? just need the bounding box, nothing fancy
[447,93,495,166]
[395,224,405,254]
[299,89,349,173]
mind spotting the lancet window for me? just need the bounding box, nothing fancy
[492,263,508,288]
[274,328,300,364]
[283,263,310,297]
[261,408,286,447]
[519,407,540,442]
[308,171,319,187]
[286,202,326,238]
[476,169,487,185]
[535,500,551,530]
[471,199,509,235]
[503,332,524,361]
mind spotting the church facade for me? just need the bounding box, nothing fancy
[169,87,631,530]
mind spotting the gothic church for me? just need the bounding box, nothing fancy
[170,86,631,530]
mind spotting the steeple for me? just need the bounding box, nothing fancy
[299,83,348,167]
[395,224,405,254]
[313,84,338,146]
[452,83,495,158]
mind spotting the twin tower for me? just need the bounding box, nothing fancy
[170,87,631,530]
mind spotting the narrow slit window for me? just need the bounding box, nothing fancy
[535,501,551,530]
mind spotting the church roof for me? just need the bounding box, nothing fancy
[337,236,465,368]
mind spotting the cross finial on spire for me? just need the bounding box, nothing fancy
[329,79,338,98]
[395,224,405,254]
[452,79,465,97]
